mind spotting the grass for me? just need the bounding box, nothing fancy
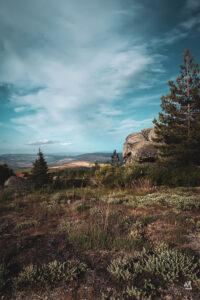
[15,220,38,231]
[0,185,200,298]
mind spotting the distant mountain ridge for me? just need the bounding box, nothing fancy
[0,153,122,170]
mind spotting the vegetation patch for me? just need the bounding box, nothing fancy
[15,220,38,231]
[13,259,87,290]
[107,244,200,299]
[131,193,200,211]
[0,189,14,202]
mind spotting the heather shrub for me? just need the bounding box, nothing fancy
[15,220,38,231]
[0,189,14,202]
[108,244,200,291]
[13,260,87,290]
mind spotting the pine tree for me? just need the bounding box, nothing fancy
[31,149,50,188]
[153,49,200,167]
[111,150,120,167]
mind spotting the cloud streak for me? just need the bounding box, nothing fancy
[0,0,166,150]
[26,139,58,145]
[0,0,200,153]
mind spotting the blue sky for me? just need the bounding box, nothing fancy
[0,0,200,154]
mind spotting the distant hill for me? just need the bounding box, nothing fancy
[0,153,123,170]
[74,152,122,163]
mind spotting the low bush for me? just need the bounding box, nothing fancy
[108,243,200,298]
[132,193,200,211]
[75,201,90,212]
[15,220,38,231]
[95,163,152,189]
[95,164,121,188]
[0,189,14,202]
[148,164,200,187]
[13,259,87,290]
[122,163,151,188]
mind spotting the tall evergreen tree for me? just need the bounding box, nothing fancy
[111,150,120,167]
[31,149,50,188]
[153,49,200,167]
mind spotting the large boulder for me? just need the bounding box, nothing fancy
[123,127,157,163]
[4,176,33,192]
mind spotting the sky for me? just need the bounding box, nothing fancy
[0,0,200,154]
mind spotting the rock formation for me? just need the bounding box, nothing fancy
[123,127,157,163]
[4,176,33,192]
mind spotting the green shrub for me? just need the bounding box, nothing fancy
[108,244,200,289]
[0,189,14,202]
[126,281,156,300]
[122,163,150,188]
[75,201,90,212]
[148,165,200,187]
[145,247,199,283]
[107,248,147,281]
[13,259,87,290]
[0,223,9,234]
[95,164,121,188]
[57,220,81,233]
[51,176,64,190]
[131,193,200,211]
[64,178,89,188]
[15,220,37,231]
[90,206,104,215]
[95,163,156,189]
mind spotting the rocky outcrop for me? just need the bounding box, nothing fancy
[123,127,157,163]
[4,176,33,192]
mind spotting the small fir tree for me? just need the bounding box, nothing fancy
[153,49,200,167]
[31,149,50,188]
[111,150,120,167]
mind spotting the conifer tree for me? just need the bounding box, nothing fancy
[153,49,200,167]
[111,150,120,167]
[31,149,50,188]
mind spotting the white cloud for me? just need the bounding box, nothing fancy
[14,106,27,112]
[0,0,167,151]
[60,142,72,146]
[26,139,57,145]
